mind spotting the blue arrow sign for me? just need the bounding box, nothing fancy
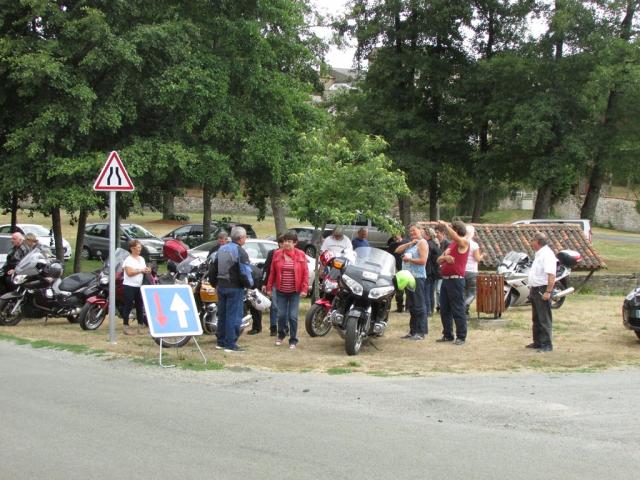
[141,285,203,338]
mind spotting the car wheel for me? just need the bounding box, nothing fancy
[80,247,91,260]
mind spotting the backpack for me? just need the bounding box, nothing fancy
[216,242,254,288]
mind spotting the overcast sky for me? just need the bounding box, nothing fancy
[310,0,355,68]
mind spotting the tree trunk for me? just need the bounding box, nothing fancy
[73,208,88,273]
[162,192,175,220]
[10,192,18,231]
[580,162,605,221]
[270,183,287,236]
[471,186,484,223]
[50,207,64,262]
[202,184,212,242]
[533,184,553,218]
[398,195,411,232]
[429,175,439,220]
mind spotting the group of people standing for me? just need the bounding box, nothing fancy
[392,221,484,346]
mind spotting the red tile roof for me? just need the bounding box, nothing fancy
[418,222,606,271]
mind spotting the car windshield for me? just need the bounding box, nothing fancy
[123,224,156,239]
[0,237,12,254]
[352,247,396,276]
[177,254,204,274]
[23,225,50,236]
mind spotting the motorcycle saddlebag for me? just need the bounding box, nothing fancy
[163,239,189,263]
[556,250,582,268]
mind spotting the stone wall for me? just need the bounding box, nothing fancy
[174,194,270,216]
[566,273,640,296]
[554,196,640,232]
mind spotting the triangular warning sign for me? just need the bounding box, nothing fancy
[93,151,135,191]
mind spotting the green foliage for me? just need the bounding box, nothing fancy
[289,131,408,233]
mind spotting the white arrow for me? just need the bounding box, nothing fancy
[169,293,190,328]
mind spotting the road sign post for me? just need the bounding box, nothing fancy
[93,151,135,344]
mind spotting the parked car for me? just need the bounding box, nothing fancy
[163,221,257,248]
[512,219,592,242]
[623,287,640,341]
[81,223,164,262]
[0,223,72,260]
[189,238,316,290]
[0,234,12,270]
[288,227,332,258]
[325,215,394,249]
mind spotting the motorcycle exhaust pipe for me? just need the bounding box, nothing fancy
[552,287,575,300]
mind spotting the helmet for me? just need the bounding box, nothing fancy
[319,250,335,267]
[394,270,416,292]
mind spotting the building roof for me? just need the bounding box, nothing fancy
[418,222,606,271]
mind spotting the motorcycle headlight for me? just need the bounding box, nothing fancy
[13,275,27,285]
[369,285,395,299]
[342,274,363,296]
[100,275,109,285]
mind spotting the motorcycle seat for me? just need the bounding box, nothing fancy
[58,272,96,292]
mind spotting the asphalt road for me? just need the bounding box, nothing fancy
[1,341,638,480]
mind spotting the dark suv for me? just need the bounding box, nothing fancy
[163,221,257,248]
[81,223,165,262]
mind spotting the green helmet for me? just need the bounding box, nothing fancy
[395,270,416,292]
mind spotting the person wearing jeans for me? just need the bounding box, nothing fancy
[265,231,309,349]
[121,239,150,335]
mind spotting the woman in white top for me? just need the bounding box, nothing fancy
[122,239,150,335]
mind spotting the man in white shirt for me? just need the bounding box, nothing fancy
[320,227,354,259]
[527,233,557,352]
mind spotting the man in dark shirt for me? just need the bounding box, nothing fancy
[351,228,370,249]
[1,233,29,293]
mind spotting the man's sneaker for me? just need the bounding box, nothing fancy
[453,338,466,346]
[435,336,454,343]
[401,333,414,339]
[275,339,283,346]
[123,325,136,335]
[409,334,425,341]
[215,345,224,350]
[525,343,541,349]
[289,343,296,349]
[224,346,245,353]
[538,345,553,352]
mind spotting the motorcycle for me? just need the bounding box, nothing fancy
[622,287,640,341]
[327,247,396,355]
[156,251,251,348]
[497,249,582,310]
[0,248,101,326]
[305,250,343,337]
[77,248,164,330]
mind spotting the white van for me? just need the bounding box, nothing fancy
[512,219,592,242]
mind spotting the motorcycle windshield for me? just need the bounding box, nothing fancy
[103,248,130,273]
[352,247,396,276]
[15,250,50,276]
[176,254,203,274]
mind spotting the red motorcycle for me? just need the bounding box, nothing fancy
[305,250,345,337]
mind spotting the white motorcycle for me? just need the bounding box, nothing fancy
[497,250,581,310]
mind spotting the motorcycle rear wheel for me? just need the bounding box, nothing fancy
[635,331,640,341]
[79,303,107,331]
[345,316,363,356]
[0,297,23,326]
[153,336,191,348]
[305,303,332,337]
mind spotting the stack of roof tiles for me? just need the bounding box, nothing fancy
[417,222,606,271]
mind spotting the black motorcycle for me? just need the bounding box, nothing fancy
[0,248,100,326]
[328,247,396,355]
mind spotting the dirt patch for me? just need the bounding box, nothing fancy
[2,294,638,375]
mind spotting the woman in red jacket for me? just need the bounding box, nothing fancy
[266,230,309,349]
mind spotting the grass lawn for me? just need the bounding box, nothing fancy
[1,293,638,375]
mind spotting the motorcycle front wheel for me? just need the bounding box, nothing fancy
[551,279,567,310]
[345,316,363,356]
[305,303,332,337]
[79,303,107,331]
[0,297,23,326]
[153,336,191,348]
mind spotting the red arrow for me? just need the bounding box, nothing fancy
[154,292,168,326]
